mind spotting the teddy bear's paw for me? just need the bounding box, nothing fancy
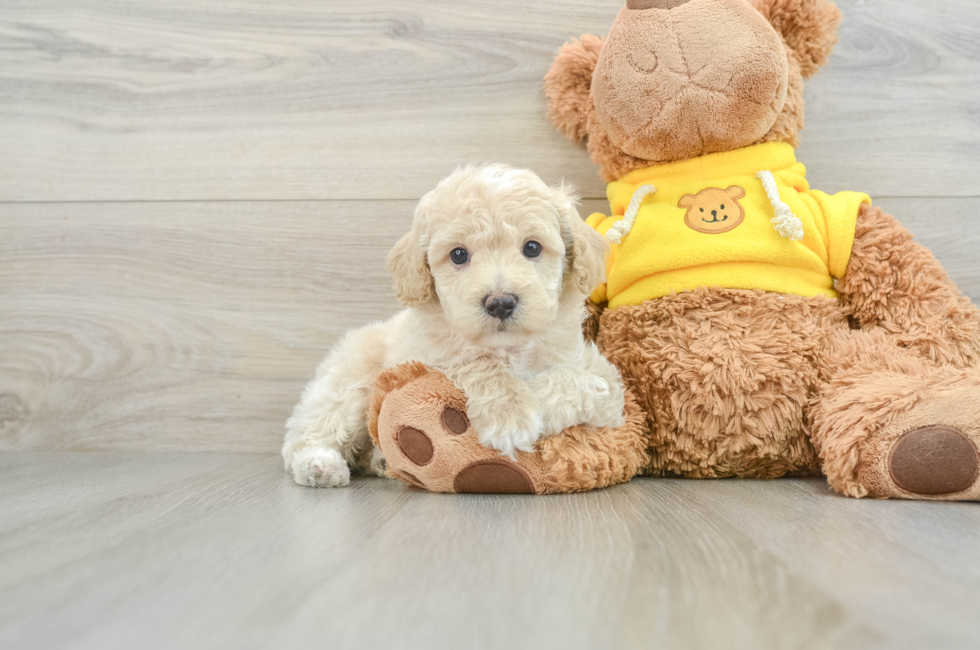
[373,366,542,494]
[886,426,978,497]
[453,460,535,494]
[849,380,980,501]
[389,404,535,494]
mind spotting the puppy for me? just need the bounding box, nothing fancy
[281,164,626,487]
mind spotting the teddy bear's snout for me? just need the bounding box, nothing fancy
[627,0,691,10]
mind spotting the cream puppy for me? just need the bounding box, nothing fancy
[282,164,626,487]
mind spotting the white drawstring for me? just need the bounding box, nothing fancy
[606,175,803,243]
[756,171,804,241]
[605,184,657,244]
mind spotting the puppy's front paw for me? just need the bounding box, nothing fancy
[366,447,389,478]
[585,375,611,398]
[469,398,544,460]
[585,375,626,429]
[533,371,617,436]
[290,447,351,488]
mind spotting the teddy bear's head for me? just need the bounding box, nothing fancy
[545,0,842,181]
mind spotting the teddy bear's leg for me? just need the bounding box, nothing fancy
[838,204,980,368]
[597,290,834,479]
[810,328,980,500]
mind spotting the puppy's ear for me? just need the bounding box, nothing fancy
[544,34,605,143]
[751,0,842,79]
[386,227,436,308]
[678,195,696,209]
[554,183,608,298]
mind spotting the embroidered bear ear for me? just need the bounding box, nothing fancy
[725,186,747,201]
[678,195,696,209]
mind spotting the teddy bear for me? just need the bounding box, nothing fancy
[540,0,980,499]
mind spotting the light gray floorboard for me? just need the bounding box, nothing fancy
[1,0,979,201]
[2,453,979,650]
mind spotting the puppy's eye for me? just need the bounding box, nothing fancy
[700,208,704,212]
[450,247,469,265]
[523,241,542,258]
[721,205,726,209]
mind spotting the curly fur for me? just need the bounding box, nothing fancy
[597,288,841,479]
[839,204,980,368]
[283,164,624,487]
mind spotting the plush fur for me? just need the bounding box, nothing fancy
[546,0,980,499]
[369,362,650,494]
[282,164,626,487]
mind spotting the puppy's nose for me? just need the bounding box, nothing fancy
[484,293,518,320]
[712,210,717,217]
[627,0,691,10]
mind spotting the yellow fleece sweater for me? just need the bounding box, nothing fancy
[587,142,871,308]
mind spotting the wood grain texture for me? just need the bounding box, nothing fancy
[2,453,979,649]
[1,0,979,201]
[0,201,406,452]
[3,198,978,452]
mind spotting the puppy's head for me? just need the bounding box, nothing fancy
[387,164,607,347]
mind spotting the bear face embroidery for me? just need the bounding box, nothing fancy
[678,186,747,234]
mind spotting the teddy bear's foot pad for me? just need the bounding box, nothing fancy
[396,427,435,466]
[889,426,979,496]
[454,460,535,494]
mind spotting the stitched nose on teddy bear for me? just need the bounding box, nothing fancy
[627,0,691,9]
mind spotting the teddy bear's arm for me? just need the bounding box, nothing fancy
[837,204,980,367]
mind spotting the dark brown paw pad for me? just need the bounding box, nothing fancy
[889,426,980,495]
[396,427,434,466]
[453,460,534,494]
[441,407,469,435]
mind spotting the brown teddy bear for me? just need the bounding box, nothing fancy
[542,0,980,499]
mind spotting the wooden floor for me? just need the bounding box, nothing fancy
[0,453,977,650]
[2,0,980,648]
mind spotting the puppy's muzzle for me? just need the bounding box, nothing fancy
[484,292,518,321]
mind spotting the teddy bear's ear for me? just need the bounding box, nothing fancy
[751,0,842,79]
[725,186,747,200]
[544,34,605,143]
[678,195,696,209]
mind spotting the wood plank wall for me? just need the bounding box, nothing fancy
[1,0,978,451]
